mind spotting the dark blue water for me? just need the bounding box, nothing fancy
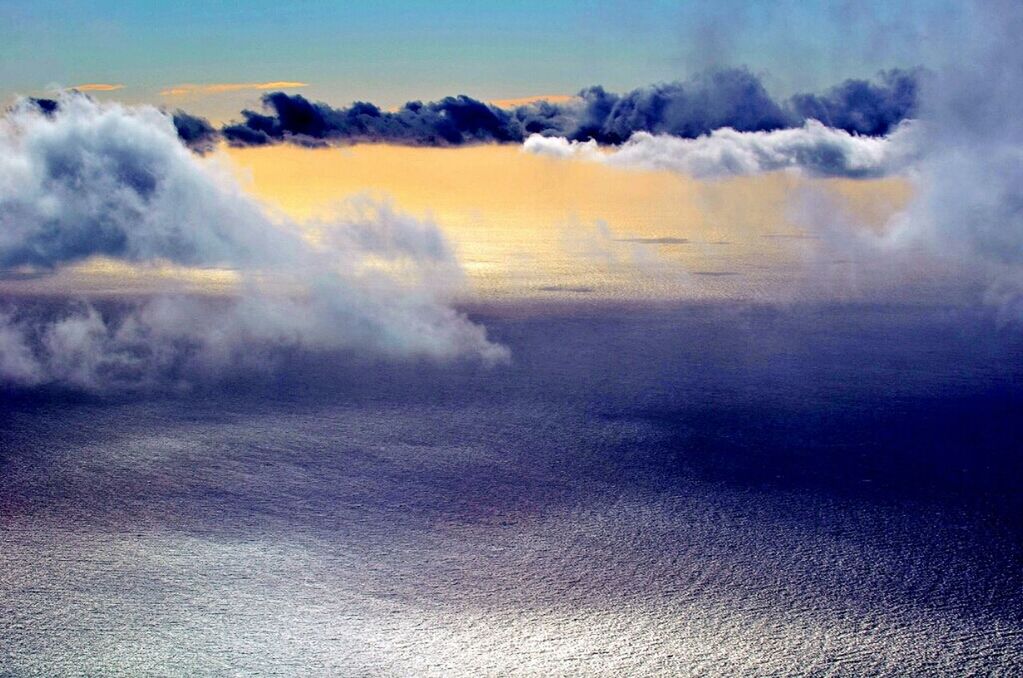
[2,300,1021,675]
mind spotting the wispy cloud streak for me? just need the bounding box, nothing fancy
[160,81,308,97]
[72,83,125,92]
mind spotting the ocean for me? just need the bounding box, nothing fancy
[2,300,1021,675]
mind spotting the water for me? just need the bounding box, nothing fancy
[2,301,1021,675]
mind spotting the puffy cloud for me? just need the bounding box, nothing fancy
[524,120,917,179]
[0,93,507,390]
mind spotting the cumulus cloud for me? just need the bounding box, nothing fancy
[220,68,922,149]
[524,120,918,179]
[0,93,507,390]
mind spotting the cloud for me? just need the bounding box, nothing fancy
[566,69,793,144]
[73,83,124,92]
[171,110,219,153]
[878,0,1023,319]
[789,69,921,136]
[160,81,308,97]
[0,93,507,390]
[222,92,523,147]
[524,120,918,178]
[22,95,221,153]
[755,1,1023,319]
[219,69,922,149]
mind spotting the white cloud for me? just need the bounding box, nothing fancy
[524,120,917,179]
[0,93,507,390]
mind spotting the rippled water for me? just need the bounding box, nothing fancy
[2,301,1021,675]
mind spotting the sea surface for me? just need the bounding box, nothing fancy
[2,300,1021,676]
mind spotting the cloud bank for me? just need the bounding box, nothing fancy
[0,93,507,390]
[218,68,920,149]
[23,68,918,160]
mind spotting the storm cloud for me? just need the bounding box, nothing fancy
[0,93,507,390]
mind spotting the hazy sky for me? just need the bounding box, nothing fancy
[2,0,962,118]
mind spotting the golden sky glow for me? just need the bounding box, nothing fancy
[0,141,911,303]
[73,83,125,92]
[487,94,576,108]
[223,144,913,302]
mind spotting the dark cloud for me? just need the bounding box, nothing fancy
[575,68,794,144]
[222,92,521,147]
[172,110,219,154]
[220,68,922,148]
[28,97,59,116]
[789,68,921,136]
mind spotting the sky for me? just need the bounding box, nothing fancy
[0,0,1019,388]
[1,0,962,119]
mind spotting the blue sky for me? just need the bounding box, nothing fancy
[2,0,961,113]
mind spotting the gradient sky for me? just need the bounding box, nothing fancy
[2,0,962,119]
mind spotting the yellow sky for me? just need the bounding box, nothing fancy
[2,144,911,302]
[223,143,912,301]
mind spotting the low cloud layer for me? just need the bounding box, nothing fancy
[0,94,507,390]
[216,68,920,149]
[524,120,918,179]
